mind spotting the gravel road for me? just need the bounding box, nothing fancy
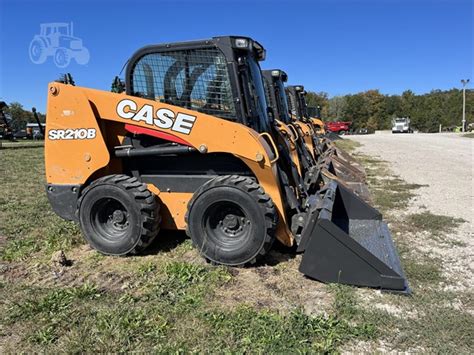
[346,132,473,223]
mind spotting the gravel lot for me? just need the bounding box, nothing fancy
[346,132,473,223]
[346,132,473,291]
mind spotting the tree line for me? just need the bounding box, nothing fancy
[305,88,474,132]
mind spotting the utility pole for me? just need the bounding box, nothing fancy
[461,79,470,132]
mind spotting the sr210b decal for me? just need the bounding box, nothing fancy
[48,128,96,140]
[116,99,197,135]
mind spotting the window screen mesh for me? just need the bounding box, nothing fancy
[286,88,298,116]
[263,77,274,109]
[131,48,236,120]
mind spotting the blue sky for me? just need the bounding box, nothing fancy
[0,0,472,113]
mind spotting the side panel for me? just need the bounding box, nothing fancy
[45,86,110,184]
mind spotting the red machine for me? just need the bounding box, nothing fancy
[325,121,352,135]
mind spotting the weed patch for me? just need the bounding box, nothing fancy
[334,139,361,153]
[407,211,465,238]
[202,305,375,353]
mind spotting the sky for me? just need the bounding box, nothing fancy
[0,0,472,113]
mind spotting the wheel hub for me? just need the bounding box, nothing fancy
[222,214,239,230]
[112,210,125,223]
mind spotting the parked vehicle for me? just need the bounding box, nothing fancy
[325,121,352,135]
[392,117,413,133]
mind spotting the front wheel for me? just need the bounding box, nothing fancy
[186,175,277,266]
[78,175,160,255]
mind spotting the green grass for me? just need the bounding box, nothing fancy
[201,305,374,353]
[1,260,373,353]
[407,211,465,237]
[334,139,361,153]
[0,146,375,352]
[353,154,426,213]
[0,148,82,261]
[1,145,472,353]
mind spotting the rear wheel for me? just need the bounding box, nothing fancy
[78,175,160,255]
[186,175,277,266]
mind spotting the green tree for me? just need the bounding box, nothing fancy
[327,96,347,121]
[305,91,329,118]
[342,94,368,129]
[3,102,45,132]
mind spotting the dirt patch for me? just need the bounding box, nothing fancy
[209,251,333,316]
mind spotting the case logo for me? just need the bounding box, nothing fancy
[48,128,96,140]
[116,99,197,135]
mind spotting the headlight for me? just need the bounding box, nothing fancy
[271,70,281,77]
[235,38,249,48]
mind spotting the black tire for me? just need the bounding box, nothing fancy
[185,175,277,266]
[339,130,347,136]
[77,174,160,255]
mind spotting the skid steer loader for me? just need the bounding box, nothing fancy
[262,72,371,203]
[286,85,368,183]
[45,36,409,293]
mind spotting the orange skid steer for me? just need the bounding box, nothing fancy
[286,85,367,177]
[45,36,409,293]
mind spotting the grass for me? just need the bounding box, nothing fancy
[333,138,361,154]
[1,259,372,353]
[1,145,472,353]
[0,140,44,148]
[352,153,427,214]
[0,147,377,352]
[0,148,82,261]
[407,211,465,237]
[201,305,375,353]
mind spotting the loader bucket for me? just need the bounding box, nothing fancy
[297,181,410,294]
[319,155,366,183]
[318,138,367,175]
[320,169,372,203]
[333,148,367,175]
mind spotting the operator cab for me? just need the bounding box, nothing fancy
[125,36,271,134]
[262,69,292,125]
[286,85,311,122]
